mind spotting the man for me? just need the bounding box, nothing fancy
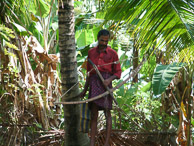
[80,29,121,146]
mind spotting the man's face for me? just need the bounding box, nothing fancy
[98,35,109,50]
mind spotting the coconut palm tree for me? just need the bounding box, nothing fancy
[58,0,89,145]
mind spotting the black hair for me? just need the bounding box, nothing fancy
[97,29,110,39]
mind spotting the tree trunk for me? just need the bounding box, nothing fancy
[132,36,138,84]
[58,0,89,145]
[185,68,192,146]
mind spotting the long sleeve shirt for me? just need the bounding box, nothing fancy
[87,46,121,79]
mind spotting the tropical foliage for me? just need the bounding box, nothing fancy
[0,0,194,145]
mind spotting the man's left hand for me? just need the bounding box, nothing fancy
[103,78,112,86]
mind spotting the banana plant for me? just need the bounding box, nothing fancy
[152,62,185,96]
[24,0,58,52]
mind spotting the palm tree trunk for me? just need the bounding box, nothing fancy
[58,0,89,145]
[185,68,193,146]
[132,35,138,84]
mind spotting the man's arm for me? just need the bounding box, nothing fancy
[104,51,122,86]
[110,52,122,81]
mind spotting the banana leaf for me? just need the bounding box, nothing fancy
[152,63,185,95]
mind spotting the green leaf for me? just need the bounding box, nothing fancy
[76,29,94,48]
[28,22,44,46]
[27,0,50,18]
[116,80,125,97]
[76,30,87,47]
[152,63,185,95]
[12,22,26,32]
[191,117,194,126]
[104,0,194,58]
[0,24,15,41]
[76,26,100,48]
[141,82,152,92]
[11,22,28,36]
[5,41,18,50]
[116,97,124,105]
[51,22,58,31]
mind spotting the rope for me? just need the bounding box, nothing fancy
[54,55,147,105]
[100,129,176,135]
[58,56,136,99]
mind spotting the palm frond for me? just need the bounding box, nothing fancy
[105,0,194,62]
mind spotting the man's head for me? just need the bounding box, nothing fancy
[97,29,110,50]
[97,29,110,39]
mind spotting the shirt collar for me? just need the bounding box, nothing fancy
[96,46,109,54]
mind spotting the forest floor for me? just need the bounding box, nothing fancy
[32,129,176,146]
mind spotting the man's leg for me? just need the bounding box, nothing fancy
[90,103,98,146]
[104,109,112,146]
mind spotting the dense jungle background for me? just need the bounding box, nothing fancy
[0,0,194,145]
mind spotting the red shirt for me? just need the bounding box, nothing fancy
[87,46,121,79]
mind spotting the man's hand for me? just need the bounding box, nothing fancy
[103,78,112,87]
[103,75,117,87]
